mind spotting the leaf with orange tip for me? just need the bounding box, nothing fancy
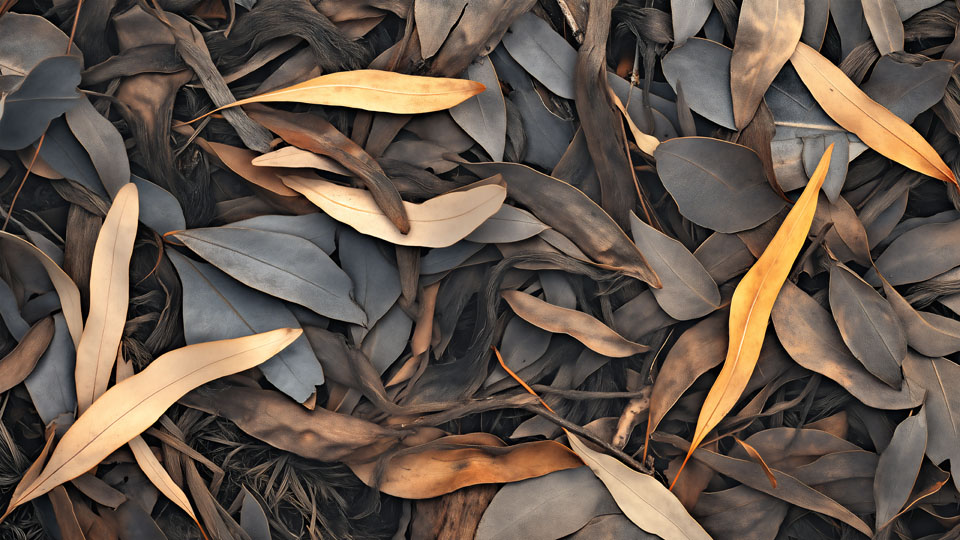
[789,42,956,187]
[674,144,834,488]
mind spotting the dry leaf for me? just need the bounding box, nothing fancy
[1,328,301,518]
[789,42,956,186]
[75,182,139,413]
[676,145,833,484]
[282,175,506,248]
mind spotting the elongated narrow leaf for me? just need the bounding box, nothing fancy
[0,234,82,349]
[629,213,720,320]
[789,42,956,185]
[450,56,507,161]
[568,433,711,540]
[681,145,833,476]
[901,353,960,491]
[174,227,365,325]
[282,176,506,248]
[730,0,804,129]
[250,146,351,176]
[874,408,926,530]
[502,290,648,358]
[75,183,139,414]
[2,328,301,517]
[881,274,960,357]
[501,12,577,99]
[861,0,904,55]
[200,139,300,197]
[192,69,484,118]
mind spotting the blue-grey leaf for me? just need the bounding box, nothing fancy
[132,176,185,235]
[226,213,337,254]
[65,97,130,197]
[239,487,271,540]
[0,278,29,340]
[0,55,82,150]
[465,204,548,244]
[502,12,577,99]
[174,226,365,325]
[24,313,76,425]
[893,0,943,20]
[874,407,926,529]
[450,56,507,161]
[869,219,960,286]
[360,304,412,374]
[338,228,401,330]
[420,241,485,275]
[861,57,953,124]
[802,132,849,202]
[0,14,79,76]
[168,250,324,402]
[672,0,714,46]
[37,117,106,197]
[662,38,736,129]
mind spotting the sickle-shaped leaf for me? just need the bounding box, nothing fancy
[75,183,139,414]
[861,0,905,55]
[677,145,833,482]
[190,69,484,119]
[568,433,712,540]
[629,213,720,320]
[282,175,506,248]
[1,328,301,518]
[789,42,956,186]
[874,408,926,530]
[174,227,365,325]
[828,263,906,387]
[502,290,648,358]
[730,0,804,130]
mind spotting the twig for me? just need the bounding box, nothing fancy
[556,0,583,44]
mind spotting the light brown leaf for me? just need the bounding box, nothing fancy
[676,145,833,484]
[1,328,301,518]
[191,69,485,119]
[199,139,300,197]
[251,146,351,176]
[282,175,506,248]
[502,290,649,358]
[75,182,139,414]
[789,42,956,186]
[0,232,83,348]
[0,317,54,393]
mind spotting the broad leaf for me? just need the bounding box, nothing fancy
[449,56,507,161]
[0,55,82,150]
[874,408,926,530]
[861,0,905,55]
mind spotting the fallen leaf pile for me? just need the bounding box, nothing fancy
[1,0,960,539]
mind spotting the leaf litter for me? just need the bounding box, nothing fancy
[1,1,960,539]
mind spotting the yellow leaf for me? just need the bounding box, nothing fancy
[1,328,301,518]
[75,182,139,414]
[190,69,485,121]
[0,232,83,348]
[282,175,506,248]
[789,42,956,186]
[674,145,834,487]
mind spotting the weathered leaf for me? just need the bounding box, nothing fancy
[569,514,658,539]
[224,213,337,254]
[502,290,648,358]
[465,204,549,244]
[194,70,484,117]
[0,317,53,393]
[881,274,960,357]
[901,353,960,491]
[174,226,365,324]
[0,55,82,150]
[502,12,577,99]
[75,183,138,413]
[694,485,788,540]
[869,219,960,286]
[672,0,715,45]
[24,314,77,425]
[2,328,301,516]
[359,304,412,374]
[450,56,507,161]
[168,251,323,403]
[282,175,505,249]
[730,0,804,130]
[65,97,130,197]
[568,433,711,540]
[662,38,735,129]
[861,0,905,55]
[654,137,785,233]
[801,0,831,48]
[874,408,927,530]
[629,213,720,320]
[680,146,832,474]
[476,467,618,540]
[462,161,661,285]
[415,0,468,59]
[348,432,582,499]
[894,0,942,20]
[789,42,956,185]
[36,117,107,197]
[772,281,922,409]
[828,264,906,387]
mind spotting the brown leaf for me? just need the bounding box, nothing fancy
[0,316,54,393]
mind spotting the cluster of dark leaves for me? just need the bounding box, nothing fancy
[2,0,960,539]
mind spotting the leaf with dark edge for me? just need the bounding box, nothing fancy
[24,314,76,426]
[881,274,960,357]
[64,96,130,198]
[901,352,960,491]
[0,317,53,393]
[672,0,715,46]
[450,56,507,161]
[861,0,905,55]
[502,12,577,100]
[0,55,82,151]
[874,407,927,531]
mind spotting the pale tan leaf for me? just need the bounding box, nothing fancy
[282,175,506,248]
[567,433,711,540]
[199,139,300,197]
[251,146,351,176]
[501,290,649,357]
[0,232,83,348]
[75,182,139,414]
[609,89,659,155]
[677,145,834,483]
[192,69,485,119]
[789,42,956,186]
[2,328,301,517]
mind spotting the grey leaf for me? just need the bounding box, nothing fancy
[502,12,577,99]
[861,0,905,55]
[672,0,714,45]
[132,176,185,235]
[169,250,324,402]
[239,487,270,540]
[0,278,29,341]
[360,304,412,374]
[338,227,401,330]
[802,133,849,202]
[901,352,960,491]
[465,205,549,244]
[65,96,130,198]
[861,56,953,123]
[450,56,507,161]
[874,407,927,529]
[882,276,960,357]
[662,38,736,129]
[225,213,337,254]
[0,55,82,151]
[868,219,960,286]
[415,0,468,59]
[802,0,831,49]
[23,314,76,425]
[893,0,943,20]
[174,226,365,325]
[420,241,485,275]
[0,13,79,76]
[36,117,107,197]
